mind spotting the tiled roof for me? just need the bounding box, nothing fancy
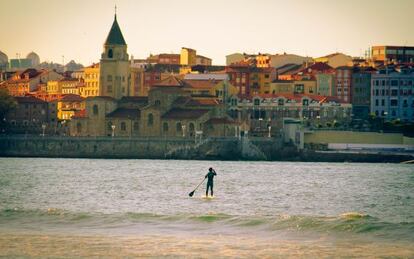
[106,108,140,119]
[162,108,209,119]
[119,96,148,104]
[186,98,219,106]
[172,96,219,107]
[297,62,333,74]
[184,73,228,81]
[152,76,186,87]
[184,79,221,89]
[60,94,84,102]
[14,96,46,104]
[59,77,79,82]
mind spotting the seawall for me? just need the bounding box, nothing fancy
[0,135,412,163]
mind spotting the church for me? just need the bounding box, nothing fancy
[70,13,237,138]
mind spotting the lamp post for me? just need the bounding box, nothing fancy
[41,123,46,137]
[111,124,116,138]
[182,125,186,138]
[258,117,263,136]
[267,118,272,138]
[61,120,66,136]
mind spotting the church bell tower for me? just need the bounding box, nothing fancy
[99,9,130,99]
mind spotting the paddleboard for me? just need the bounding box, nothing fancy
[201,195,215,200]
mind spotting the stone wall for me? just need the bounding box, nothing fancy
[0,136,281,160]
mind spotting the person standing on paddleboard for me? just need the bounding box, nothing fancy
[205,168,217,197]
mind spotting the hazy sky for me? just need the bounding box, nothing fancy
[1,0,413,66]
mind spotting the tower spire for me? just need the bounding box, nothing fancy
[114,5,117,19]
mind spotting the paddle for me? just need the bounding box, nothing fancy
[188,178,206,197]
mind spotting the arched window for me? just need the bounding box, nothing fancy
[176,122,182,134]
[148,113,154,126]
[121,122,126,131]
[108,49,113,58]
[76,122,82,134]
[93,104,98,115]
[133,122,139,131]
[163,122,169,132]
[107,121,112,131]
[189,123,195,136]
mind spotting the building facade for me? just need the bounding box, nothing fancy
[371,46,414,63]
[371,66,414,122]
[352,68,374,118]
[335,66,353,103]
[316,73,335,96]
[180,47,197,66]
[228,93,352,136]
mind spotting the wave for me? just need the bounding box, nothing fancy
[1,208,413,240]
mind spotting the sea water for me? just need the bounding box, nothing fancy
[0,158,413,257]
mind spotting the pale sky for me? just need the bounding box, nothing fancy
[1,0,413,66]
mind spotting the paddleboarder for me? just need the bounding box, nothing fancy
[205,167,217,197]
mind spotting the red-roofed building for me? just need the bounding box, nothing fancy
[225,65,276,95]
[4,69,63,96]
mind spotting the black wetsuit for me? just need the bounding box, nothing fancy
[205,171,217,196]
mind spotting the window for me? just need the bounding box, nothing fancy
[163,122,169,132]
[155,100,161,106]
[390,99,398,106]
[107,121,112,131]
[381,99,385,106]
[254,99,260,106]
[107,75,112,82]
[302,99,309,106]
[133,122,139,131]
[391,89,398,96]
[375,99,379,106]
[93,104,98,115]
[121,122,126,131]
[189,123,195,136]
[76,123,82,134]
[108,49,113,58]
[176,122,182,133]
[391,80,398,86]
[148,113,153,126]
[278,99,284,106]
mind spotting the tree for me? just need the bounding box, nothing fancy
[0,88,16,121]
